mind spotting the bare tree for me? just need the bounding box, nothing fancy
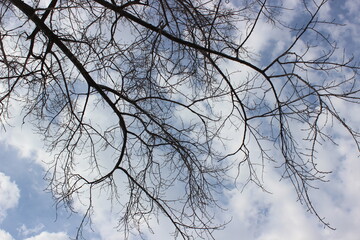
[0,0,359,239]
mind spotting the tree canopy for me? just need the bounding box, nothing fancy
[0,0,359,239]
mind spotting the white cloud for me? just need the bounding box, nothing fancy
[0,229,15,240]
[211,94,360,240]
[17,224,45,237]
[215,169,317,239]
[0,172,20,223]
[24,231,69,240]
[0,105,49,168]
[214,150,360,240]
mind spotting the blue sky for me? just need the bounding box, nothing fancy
[1,0,360,240]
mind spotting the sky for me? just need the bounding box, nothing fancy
[1,0,360,240]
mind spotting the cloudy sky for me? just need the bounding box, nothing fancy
[1,0,360,240]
